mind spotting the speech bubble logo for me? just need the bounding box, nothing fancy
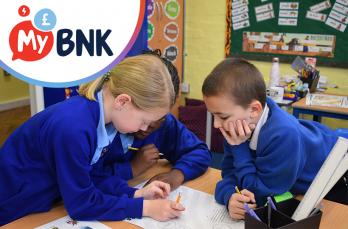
[9,20,54,61]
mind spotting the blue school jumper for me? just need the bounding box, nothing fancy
[215,98,339,207]
[91,114,212,182]
[0,96,142,226]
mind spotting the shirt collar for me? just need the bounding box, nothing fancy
[91,90,117,165]
[249,103,269,150]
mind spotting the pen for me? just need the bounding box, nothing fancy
[176,192,181,204]
[268,199,271,227]
[235,186,242,195]
[267,196,277,210]
[128,146,165,159]
[244,203,261,221]
[236,186,253,204]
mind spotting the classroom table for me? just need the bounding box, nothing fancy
[292,96,348,122]
[2,160,348,229]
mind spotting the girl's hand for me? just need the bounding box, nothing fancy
[143,199,185,221]
[220,120,256,145]
[134,180,170,199]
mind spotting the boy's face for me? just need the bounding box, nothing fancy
[203,95,255,132]
[133,115,167,139]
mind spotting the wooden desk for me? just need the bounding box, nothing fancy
[3,160,348,229]
[292,96,348,122]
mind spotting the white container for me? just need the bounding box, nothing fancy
[269,57,280,87]
[269,86,284,103]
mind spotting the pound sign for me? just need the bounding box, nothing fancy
[41,13,51,26]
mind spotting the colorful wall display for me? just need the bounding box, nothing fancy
[228,0,348,67]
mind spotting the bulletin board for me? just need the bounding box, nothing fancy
[228,0,348,68]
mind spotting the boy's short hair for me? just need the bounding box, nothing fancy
[202,58,266,108]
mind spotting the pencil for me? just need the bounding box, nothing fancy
[235,186,242,195]
[128,146,139,151]
[176,192,181,204]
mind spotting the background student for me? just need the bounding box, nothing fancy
[201,58,341,220]
[91,50,211,190]
[0,55,184,226]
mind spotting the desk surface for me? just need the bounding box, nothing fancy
[292,96,348,115]
[3,160,348,229]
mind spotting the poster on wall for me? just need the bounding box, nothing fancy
[242,32,336,57]
[227,0,348,68]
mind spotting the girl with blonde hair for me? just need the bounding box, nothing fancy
[0,54,184,225]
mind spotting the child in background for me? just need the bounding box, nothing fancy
[91,50,211,190]
[0,55,184,226]
[202,58,340,220]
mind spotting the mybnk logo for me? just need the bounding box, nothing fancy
[10,5,113,62]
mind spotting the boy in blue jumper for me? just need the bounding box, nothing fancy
[0,55,185,226]
[91,50,211,190]
[202,58,340,220]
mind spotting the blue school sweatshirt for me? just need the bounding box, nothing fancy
[0,96,142,226]
[215,98,339,207]
[90,114,212,182]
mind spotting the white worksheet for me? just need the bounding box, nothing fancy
[125,184,244,229]
[35,215,111,229]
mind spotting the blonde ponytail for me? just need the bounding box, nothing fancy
[79,54,175,111]
[79,77,105,101]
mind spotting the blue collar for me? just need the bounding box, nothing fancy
[91,90,134,165]
[91,90,117,165]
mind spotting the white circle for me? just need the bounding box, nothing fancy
[0,0,143,87]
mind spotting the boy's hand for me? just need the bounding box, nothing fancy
[134,180,170,199]
[143,199,185,221]
[145,169,185,190]
[219,120,256,145]
[228,189,257,220]
[131,144,160,177]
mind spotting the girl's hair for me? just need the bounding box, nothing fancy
[202,58,266,108]
[79,55,175,111]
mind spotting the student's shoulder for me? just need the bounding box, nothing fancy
[45,96,99,129]
[162,113,189,130]
[261,99,300,139]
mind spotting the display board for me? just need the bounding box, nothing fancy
[228,0,348,68]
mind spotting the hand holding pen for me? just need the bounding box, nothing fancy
[227,186,257,220]
[130,144,161,177]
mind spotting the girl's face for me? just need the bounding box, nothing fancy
[203,95,256,132]
[110,95,169,134]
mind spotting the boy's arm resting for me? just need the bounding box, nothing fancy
[159,114,212,181]
[231,133,302,204]
[215,141,238,206]
[50,124,143,221]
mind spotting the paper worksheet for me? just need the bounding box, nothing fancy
[34,216,111,229]
[125,184,244,229]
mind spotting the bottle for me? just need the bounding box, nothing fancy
[269,57,280,87]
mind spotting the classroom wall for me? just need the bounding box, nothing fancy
[183,0,226,100]
[183,1,348,129]
[0,69,29,104]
